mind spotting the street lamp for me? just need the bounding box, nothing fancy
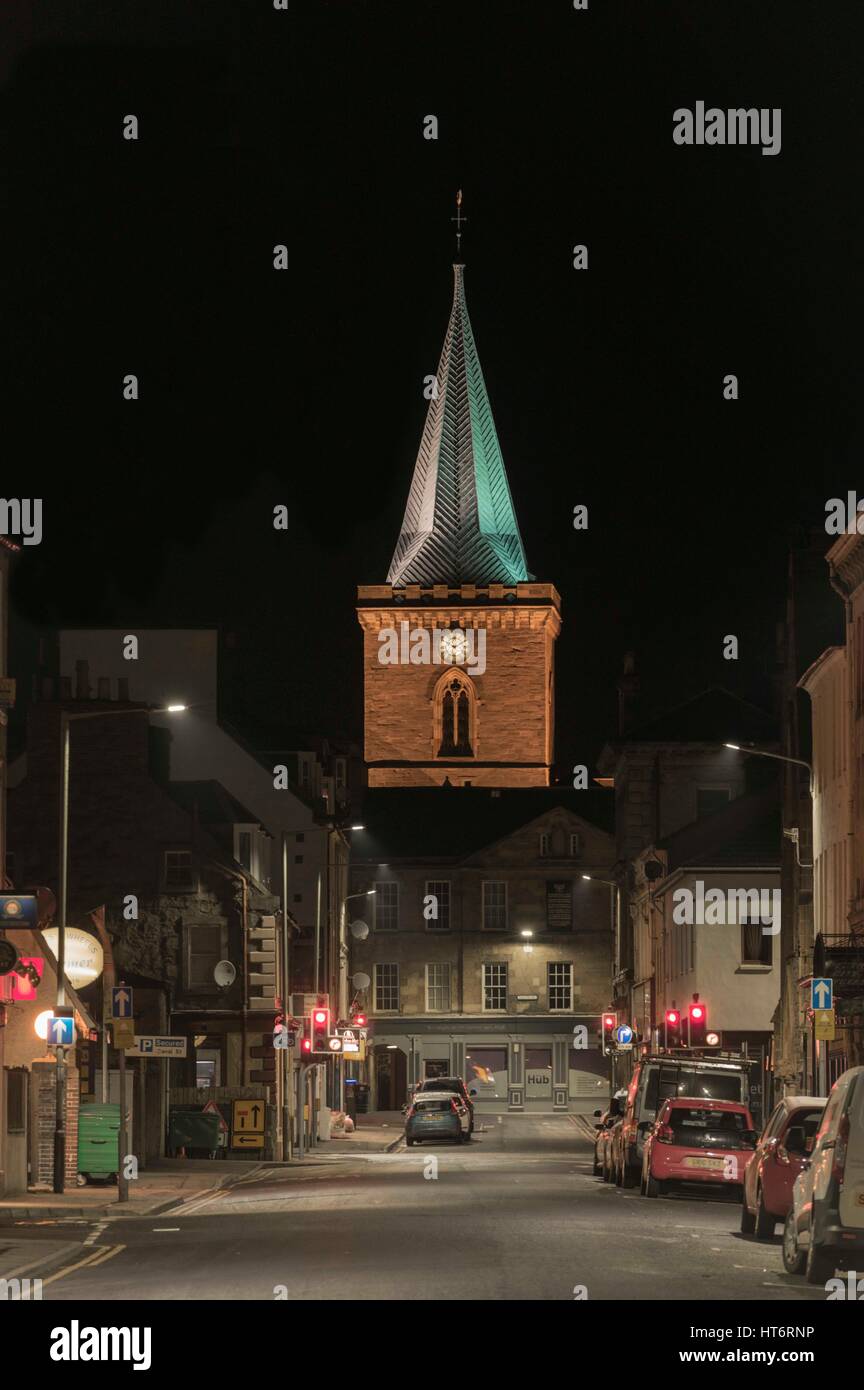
[723,742,814,797]
[582,873,623,978]
[53,702,186,1195]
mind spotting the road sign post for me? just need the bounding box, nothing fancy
[811,978,833,1010]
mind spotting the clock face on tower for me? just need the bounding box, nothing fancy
[440,627,468,665]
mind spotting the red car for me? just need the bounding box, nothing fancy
[740,1095,825,1239]
[641,1097,757,1197]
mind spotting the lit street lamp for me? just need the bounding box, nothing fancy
[723,742,814,797]
[53,702,186,1195]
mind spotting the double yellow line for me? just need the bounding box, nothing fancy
[42,1242,125,1289]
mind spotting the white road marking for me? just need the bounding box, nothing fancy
[152,1227,180,1232]
[83,1221,107,1247]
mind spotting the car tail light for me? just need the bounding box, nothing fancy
[450,1099,460,1115]
[656,1124,674,1144]
[833,1113,849,1183]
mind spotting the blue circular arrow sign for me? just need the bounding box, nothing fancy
[616,1024,633,1045]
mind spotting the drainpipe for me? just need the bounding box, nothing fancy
[828,568,854,937]
[212,863,249,1084]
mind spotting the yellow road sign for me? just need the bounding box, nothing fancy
[231,1132,264,1149]
[815,1008,836,1041]
[232,1099,265,1134]
[111,1019,135,1049]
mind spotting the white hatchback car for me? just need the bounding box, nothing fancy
[782,1066,864,1284]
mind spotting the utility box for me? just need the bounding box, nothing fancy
[77,1102,120,1183]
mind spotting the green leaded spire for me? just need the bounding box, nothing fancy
[388,263,531,587]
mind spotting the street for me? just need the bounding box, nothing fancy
[4,1118,826,1302]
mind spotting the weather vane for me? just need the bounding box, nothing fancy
[451,189,467,256]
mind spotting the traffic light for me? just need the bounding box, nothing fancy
[300,1015,314,1057]
[311,1005,330,1053]
[688,999,707,1047]
[601,1012,617,1055]
[351,1011,367,1028]
[664,1008,681,1048]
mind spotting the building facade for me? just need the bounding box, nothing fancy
[350,789,615,1114]
[358,263,559,789]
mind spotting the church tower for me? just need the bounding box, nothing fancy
[357,233,561,788]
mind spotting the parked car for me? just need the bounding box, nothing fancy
[614,1053,753,1188]
[740,1095,825,1238]
[415,1076,475,1133]
[641,1097,757,1198]
[782,1066,864,1284]
[405,1092,470,1146]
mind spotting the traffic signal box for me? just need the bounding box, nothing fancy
[311,1006,331,1054]
[601,1012,617,1055]
[687,1001,707,1048]
[664,1009,681,1048]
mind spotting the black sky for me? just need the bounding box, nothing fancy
[3,1,862,769]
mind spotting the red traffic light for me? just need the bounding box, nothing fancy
[352,1012,367,1027]
[690,1004,705,1022]
[313,1009,327,1025]
[602,1013,616,1031]
[665,1009,680,1026]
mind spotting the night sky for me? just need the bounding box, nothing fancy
[3,1,862,771]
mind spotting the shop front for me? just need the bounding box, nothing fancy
[366,1017,608,1114]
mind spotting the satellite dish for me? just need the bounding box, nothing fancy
[352,971,371,990]
[350,920,369,940]
[213,960,237,988]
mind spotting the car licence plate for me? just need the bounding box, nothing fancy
[683,1157,725,1171]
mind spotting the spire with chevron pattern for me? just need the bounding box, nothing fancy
[387,263,531,587]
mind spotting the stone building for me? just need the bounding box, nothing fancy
[596,681,779,1033]
[6,685,279,1161]
[350,787,615,1114]
[0,534,19,1195]
[357,263,559,789]
[796,528,864,1085]
[349,248,617,1114]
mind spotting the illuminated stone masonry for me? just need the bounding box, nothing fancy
[357,582,561,787]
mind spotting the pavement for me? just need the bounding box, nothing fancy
[0,1112,404,1225]
[0,1114,835,1301]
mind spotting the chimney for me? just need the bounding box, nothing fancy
[97,676,111,700]
[118,677,130,701]
[75,659,90,700]
[617,651,640,735]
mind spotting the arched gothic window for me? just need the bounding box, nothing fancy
[436,673,475,757]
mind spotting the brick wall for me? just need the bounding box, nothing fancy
[30,1060,79,1187]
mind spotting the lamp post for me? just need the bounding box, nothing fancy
[723,742,814,797]
[53,702,186,1195]
[583,873,623,1096]
[724,742,818,1090]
